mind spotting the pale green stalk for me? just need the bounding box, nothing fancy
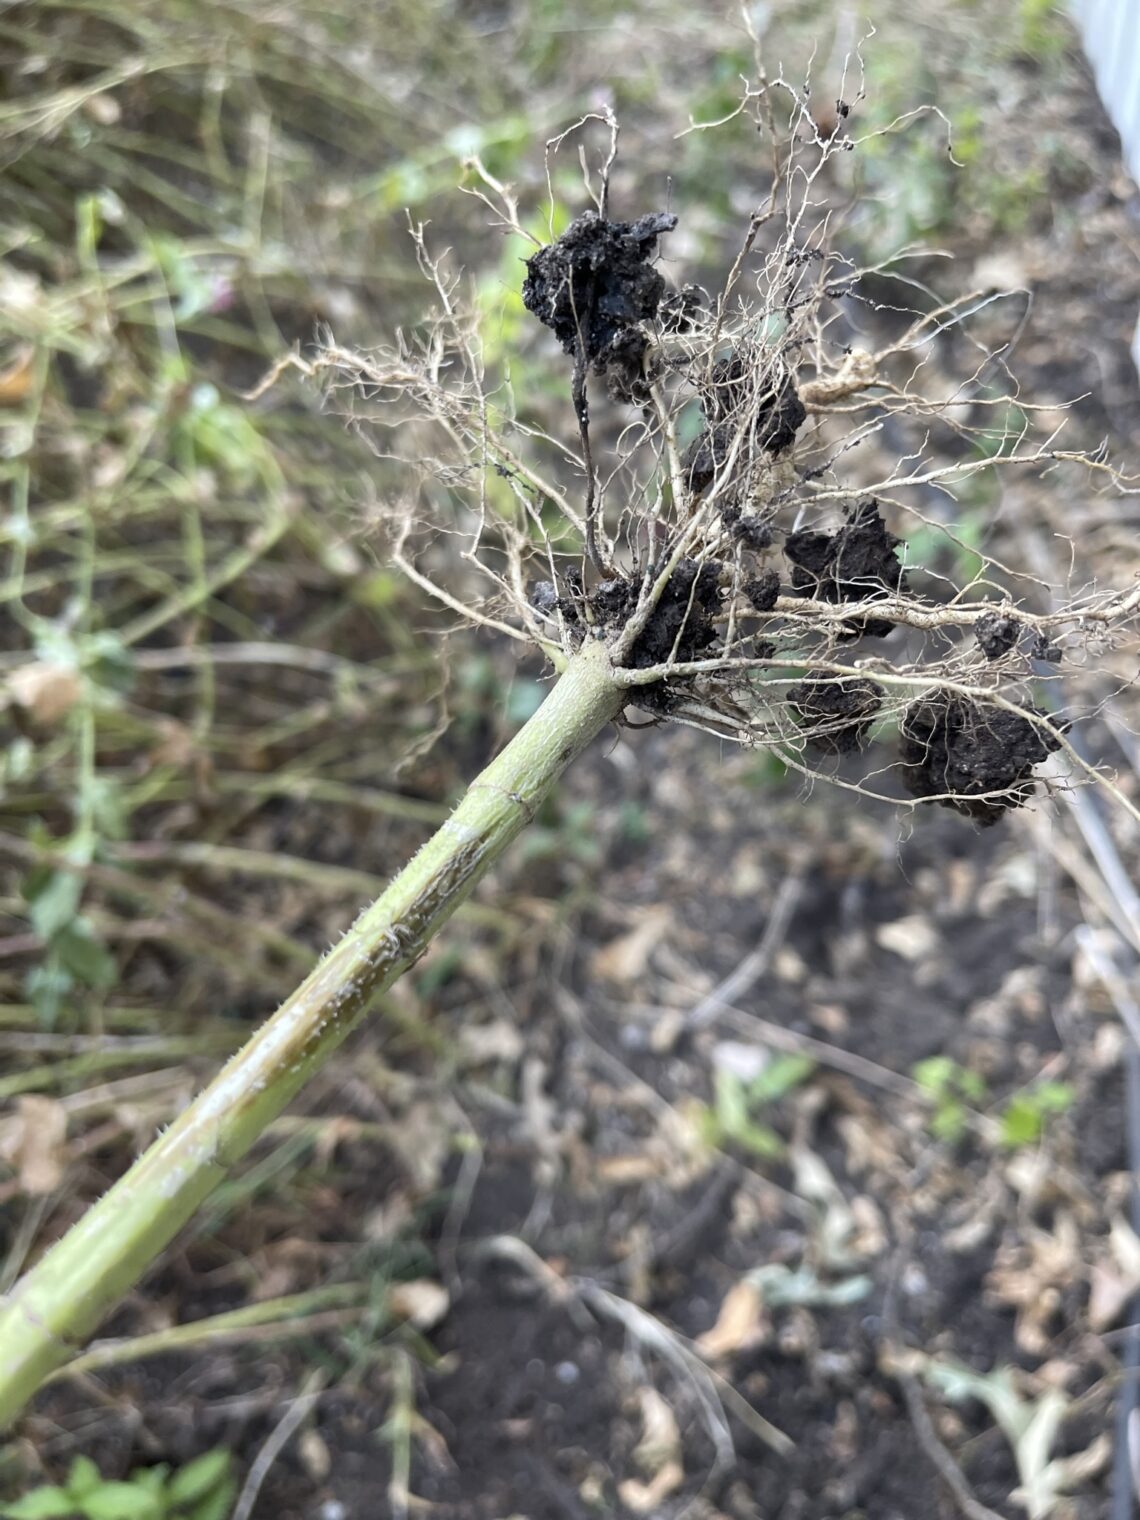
[0,639,624,1426]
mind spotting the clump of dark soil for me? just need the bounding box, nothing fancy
[684,350,806,496]
[587,557,723,709]
[744,568,781,612]
[521,209,677,401]
[683,423,734,496]
[704,350,806,453]
[788,673,884,754]
[1031,630,1063,663]
[724,508,774,551]
[975,610,1022,660]
[783,498,906,639]
[898,692,1063,824]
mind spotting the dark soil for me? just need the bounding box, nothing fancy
[584,557,724,707]
[743,567,781,612]
[729,512,775,551]
[684,354,806,497]
[788,672,884,754]
[898,693,1064,824]
[975,611,1023,660]
[784,498,907,639]
[522,209,677,402]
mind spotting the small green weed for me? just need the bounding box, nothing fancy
[913,1056,987,1143]
[1,1449,235,1520]
[914,1058,1075,1148]
[1000,1081,1074,1148]
[700,1054,815,1158]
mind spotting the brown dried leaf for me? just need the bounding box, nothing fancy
[695,1278,767,1360]
[0,345,35,404]
[591,907,671,984]
[458,1019,524,1067]
[1089,1216,1140,1331]
[388,1278,449,1330]
[8,661,82,726]
[596,1154,660,1184]
[985,1212,1082,1355]
[618,1387,683,1512]
[298,1429,331,1482]
[618,1461,685,1514]
[875,914,939,962]
[1110,1214,1140,1279]
[0,1095,68,1194]
[82,92,121,126]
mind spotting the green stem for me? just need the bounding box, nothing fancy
[0,639,624,1426]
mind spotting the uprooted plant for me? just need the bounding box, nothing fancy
[1,84,1138,1423]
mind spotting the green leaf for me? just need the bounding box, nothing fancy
[54,923,117,991]
[26,871,83,941]
[166,1450,232,1507]
[750,1054,814,1105]
[714,1070,751,1135]
[65,1459,100,1498]
[957,1068,988,1102]
[124,1469,167,1497]
[713,1070,786,1158]
[735,1119,784,1159]
[913,1056,954,1096]
[186,1478,236,1520]
[1001,1097,1043,1148]
[77,1483,162,1520]
[0,1487,78,1518]
[750,1263,873,1308]
[930,1098,967,1143]
[1033,1081,1074,1114]
[26,961,74,1028]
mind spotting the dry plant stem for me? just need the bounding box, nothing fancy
[0,639,626,1426]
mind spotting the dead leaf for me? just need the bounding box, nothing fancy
[1110,1214,1140,1279]
[596,1154,660,1184]
[0,1095,68,1194]
[972,250,1030,292]
[985,1212,1081,1355]
[0,345,35,405]
[695,1278,767,1360]
[617,1387,684,1513]
[618,1461,685,1514]
[298,1429,331,1482]
[591,907,671,984]
[875,915,939,962]
[388,1279,449,1330]
[7,661,82,726]
[458,1019,524,1067]
[1089,1216,1140,1331]
[82,92,121,126]
[388,1099,449,1191]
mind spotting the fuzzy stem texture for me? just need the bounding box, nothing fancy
[0,639,624,1426]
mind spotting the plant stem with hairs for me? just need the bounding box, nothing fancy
[0,639,624,1425]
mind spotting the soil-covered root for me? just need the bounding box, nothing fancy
[788,673,884,755]
[521,210,677,401]
[783,498,907,639]
[684,349,806,497]
[584,557,724,712]
[743,568,781,613]
[898,692,1063,825]
[975,611,1022,660]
